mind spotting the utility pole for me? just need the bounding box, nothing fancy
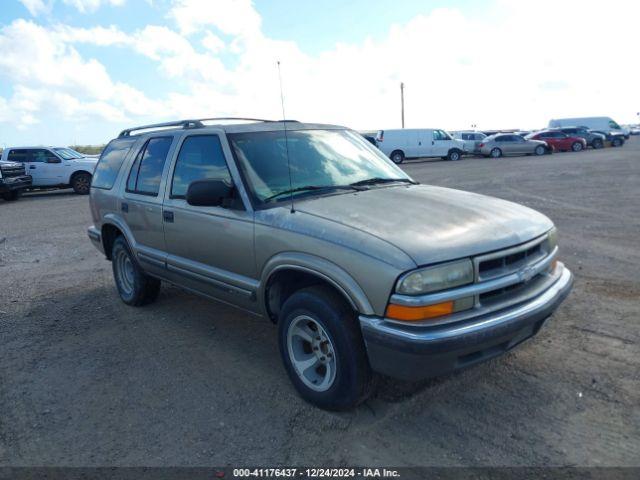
[400,82,405,128]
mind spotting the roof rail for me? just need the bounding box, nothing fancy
[118,117,300,137]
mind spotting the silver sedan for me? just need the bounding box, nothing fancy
[480,133,550,158]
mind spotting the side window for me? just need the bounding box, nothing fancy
[31,149,59,163]
[609,120,620,129]
[7,149,29,162]
[92,138,136,190]
[171,135,231,199]
[126,137,173,196]
[495,136,505,142]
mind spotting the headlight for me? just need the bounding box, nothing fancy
[396,259,474,295]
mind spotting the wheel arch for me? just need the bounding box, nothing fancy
[100,215,137,260]
[259,252,375,322]
[68,169,93,185]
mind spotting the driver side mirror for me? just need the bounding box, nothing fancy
[46,156,61,164]
[186,179,234,207]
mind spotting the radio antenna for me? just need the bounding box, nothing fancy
[277,60,295,214]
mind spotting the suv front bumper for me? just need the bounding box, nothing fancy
[359,266,573,381]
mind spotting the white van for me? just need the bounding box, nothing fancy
[548,117,629,138]
[375,129,466,163]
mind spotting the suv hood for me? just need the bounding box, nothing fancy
[294,184,553,266]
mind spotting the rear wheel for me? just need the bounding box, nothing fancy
[278,286,373,410]
[534,145,545,156]
[1,190,21,201]
[111,236,161,306]
[390,150,405,164]
[571,141,584,152]
[71,172,92,195]
[490,148,502,158]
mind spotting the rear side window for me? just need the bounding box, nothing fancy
[126,137,173,196]
[92,138,137,190]
[171,135,231,199]
[7,149,29,162]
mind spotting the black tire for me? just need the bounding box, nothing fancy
[534,145,546,156]
[571,141,583,152]
[390,150,405,164]
[611,138,623,147]
[1,190,21,201]
[71,172,92,195]
[490,148,502,158]
[592,138,603,149]
[447,149,462,161]
[111,236,161,306]
[278,285,373,410]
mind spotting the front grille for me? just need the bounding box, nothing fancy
[474,235,555,310]
[0,163,26,178]
[477,236,550,282]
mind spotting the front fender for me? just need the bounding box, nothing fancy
[259,252,375,316]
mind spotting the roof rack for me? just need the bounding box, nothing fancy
[118,117,300,138]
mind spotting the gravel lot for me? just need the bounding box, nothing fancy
[1,138,639,467]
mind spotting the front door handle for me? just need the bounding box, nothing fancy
[121,202,128,213]
[163,210,174,223]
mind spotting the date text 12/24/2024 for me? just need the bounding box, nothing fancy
[232,468,400,478]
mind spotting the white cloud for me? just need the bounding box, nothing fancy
[61,0,126,13]
[169,0,261,37]
[18,0,52,16]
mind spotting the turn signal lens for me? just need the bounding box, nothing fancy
[386,301,454,322]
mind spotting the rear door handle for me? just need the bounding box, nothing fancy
[121,202,128,213]
[163,210,174,223]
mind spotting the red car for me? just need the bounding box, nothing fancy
[526,130,587,152]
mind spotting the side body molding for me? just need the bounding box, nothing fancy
[258,252,375,316]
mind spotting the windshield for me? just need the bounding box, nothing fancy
[54,148,84,159]
[229,129,411,205]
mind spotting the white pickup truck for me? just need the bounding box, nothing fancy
[0,147,98,194]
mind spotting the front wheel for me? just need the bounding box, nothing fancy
[71,172,92,195]
[612,138,623,147]
[111,236,161,306]
[592,139,603,149]
[571,142,584,152]
[1,190,21,201]
[534,145,546,156]
[278,286,373,410]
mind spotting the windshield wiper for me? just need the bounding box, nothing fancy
[264,185,356,202]
[349,177,418,187]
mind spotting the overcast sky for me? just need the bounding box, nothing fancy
[1,0,639,146]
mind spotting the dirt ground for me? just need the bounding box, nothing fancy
[1,138,638,467]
